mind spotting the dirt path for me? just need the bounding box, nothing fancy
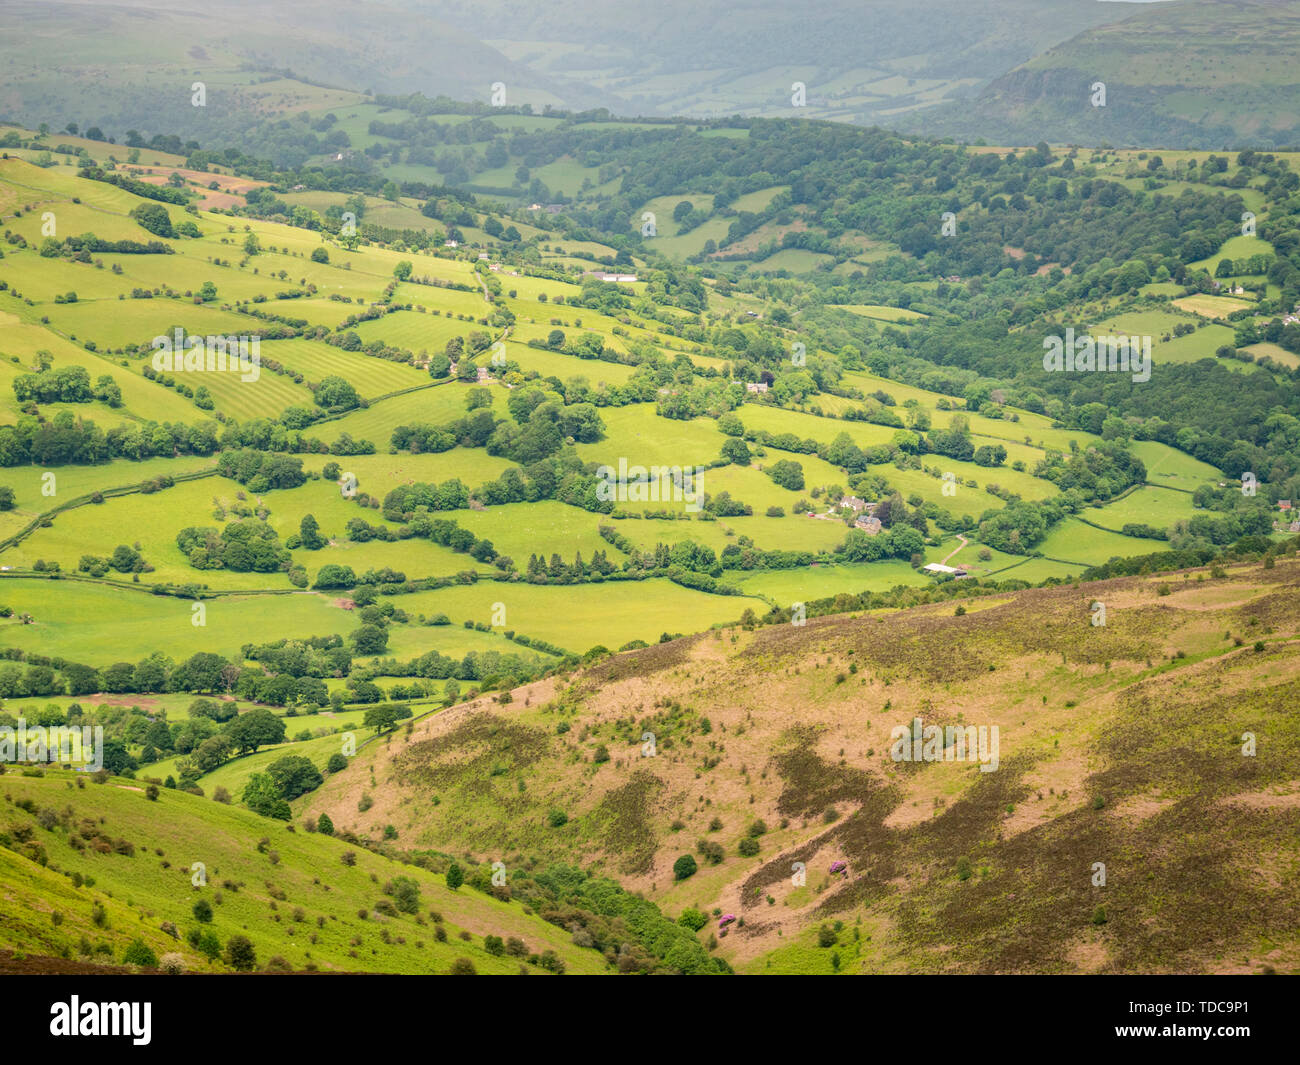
[939,533,968,566]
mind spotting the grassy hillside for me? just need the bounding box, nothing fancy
[301,554,1300,974]
[0,766,608,973]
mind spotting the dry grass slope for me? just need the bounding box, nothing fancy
[300,547,1300,974]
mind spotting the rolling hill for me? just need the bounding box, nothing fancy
[0,764,616,973]
[297,553,1300,974]
[2,0,1299,980]
[910,0,1300,148]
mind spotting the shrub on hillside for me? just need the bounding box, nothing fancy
[159,952,185,975]
[224,934,257,971]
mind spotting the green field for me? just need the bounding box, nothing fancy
[399,578,766,653]
[1083,485,1197,533]
[0,578,351,663]
[1037,517,1169,567]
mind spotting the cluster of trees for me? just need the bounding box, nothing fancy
[373,645,553,686]
[312,375,361,411]
[765,459,805,491]
[1035,442,1147,503]
[216,449,307,491]
[41,233,174,257]
[0,644,347,715]
[381,478,470,518]
[77,544,148,577]
[523,549,620,582]
[242,754,327,819]
[1169,507,1274,549]
[976,499,1067,554]
[243,635,351,678]
[12,366,120,407]
[80,165,189,206]
[129,203,179,239]
[177,520,292,573]
[381,449,622,520]
[836,523,927,563]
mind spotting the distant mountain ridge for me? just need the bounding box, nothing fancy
[905,0,1300,147]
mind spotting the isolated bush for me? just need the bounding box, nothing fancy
[195,930,221,962]
[696,840,724,865]
[224,934,257,971]
[673,854,697,881]
[158,952,186,975]
[122,939,157,967]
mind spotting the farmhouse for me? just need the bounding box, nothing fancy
[840,495,868,513]
[745,381,769,394]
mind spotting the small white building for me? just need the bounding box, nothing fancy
[745,381,769,394]
[923,562,967,576]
